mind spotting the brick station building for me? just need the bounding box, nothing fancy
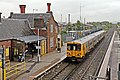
[9,3,59,53]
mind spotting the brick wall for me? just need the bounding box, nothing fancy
[0,40,12,60]
[0,40,11,47]
[0,40,25,61]
[33,15,58,53]
[47,16,57,52]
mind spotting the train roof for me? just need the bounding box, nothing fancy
[71,30,105,44]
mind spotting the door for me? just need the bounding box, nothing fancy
[41,40,46,55]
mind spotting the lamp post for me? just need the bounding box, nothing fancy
[37,28,40,63]
[33,8,40,63]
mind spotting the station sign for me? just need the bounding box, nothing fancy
[0,48,3,54]
[36,46,41,49]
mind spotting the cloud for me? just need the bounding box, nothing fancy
[0,0,119,22]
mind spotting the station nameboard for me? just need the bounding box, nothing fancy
[0,48,3,54]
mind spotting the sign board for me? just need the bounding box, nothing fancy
[6,48,9,56]
[0,48,3,54]
[36,46,41,49]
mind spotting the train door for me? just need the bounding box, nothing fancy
[83,43,86,55]
[89,40,93,50]
[88,41,90,52]
[92,38,95,48]
[86,42,89,53]
[81,44,85,57]
[76,44,81,58]
[72,44,76,57]
[71,44,79,57]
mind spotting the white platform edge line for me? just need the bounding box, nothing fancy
[34,55,66,78]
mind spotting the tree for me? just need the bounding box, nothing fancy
[66,22,72,31]
[76,20,82,30]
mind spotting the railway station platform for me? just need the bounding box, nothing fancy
[11,45,66,80]
[109,31,120,80]
[98,31,120,80]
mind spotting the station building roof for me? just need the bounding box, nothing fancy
[17,35,46,43]
[0,19,45,43]
[9,13,51,28]
[0,19,34,40]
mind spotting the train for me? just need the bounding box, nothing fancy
[67,27,103,40]
[66,30,105,61]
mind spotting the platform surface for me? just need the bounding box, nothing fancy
[15,45,66,80]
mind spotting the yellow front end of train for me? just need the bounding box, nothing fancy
[66,42,84,61]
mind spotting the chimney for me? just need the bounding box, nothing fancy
[9,12,13,18]
[0,13,2,22]
[47,3,51,12]
[19,5,26,13]
[68,14,70,23]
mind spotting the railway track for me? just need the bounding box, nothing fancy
[79,29,114,80]
[37,61,81,80]
[37,28,115,80]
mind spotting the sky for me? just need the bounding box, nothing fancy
[0,0,120,23]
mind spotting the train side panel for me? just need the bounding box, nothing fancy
[81,43,87,58]
[86,42,89,53]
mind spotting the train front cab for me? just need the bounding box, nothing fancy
[66,42,86,61]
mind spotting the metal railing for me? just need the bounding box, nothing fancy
[5,60,10,70]
[6,61,26,79]
[0,68,2,80]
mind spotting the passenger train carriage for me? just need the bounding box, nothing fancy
[66,30,105,61]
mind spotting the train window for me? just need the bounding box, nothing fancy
[77,44,81,51]
[67,44,71,50]
[67,44,74,50]
[67,44,81,51]
[86,42,88,48]
[73,45,76,50]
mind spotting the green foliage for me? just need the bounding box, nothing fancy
[61,30,67,35]
[76,20,82,30]
[117,22,120,26]
[65,20,83,31]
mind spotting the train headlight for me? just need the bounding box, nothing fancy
[67,52,70,55]
[77,54,80,56]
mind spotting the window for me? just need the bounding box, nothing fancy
[86,42,89,48]
[34,19,40,28]
[77,44,81,51]
[58,38,60,41]
[50,24,53,33]
[56,26,58,33]
[67,44,81,51]
[50,37,54,48]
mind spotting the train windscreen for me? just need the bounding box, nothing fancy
[67,44,81,51]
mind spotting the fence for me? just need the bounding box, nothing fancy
[6,61,26,79]
[0,61,26,80]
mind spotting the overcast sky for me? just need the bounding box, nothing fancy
[0,0,120,23]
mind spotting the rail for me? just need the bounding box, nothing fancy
[0,69,1,79]
[5,60,10,70]
[0,60,10,80]
[0,60,10,68]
